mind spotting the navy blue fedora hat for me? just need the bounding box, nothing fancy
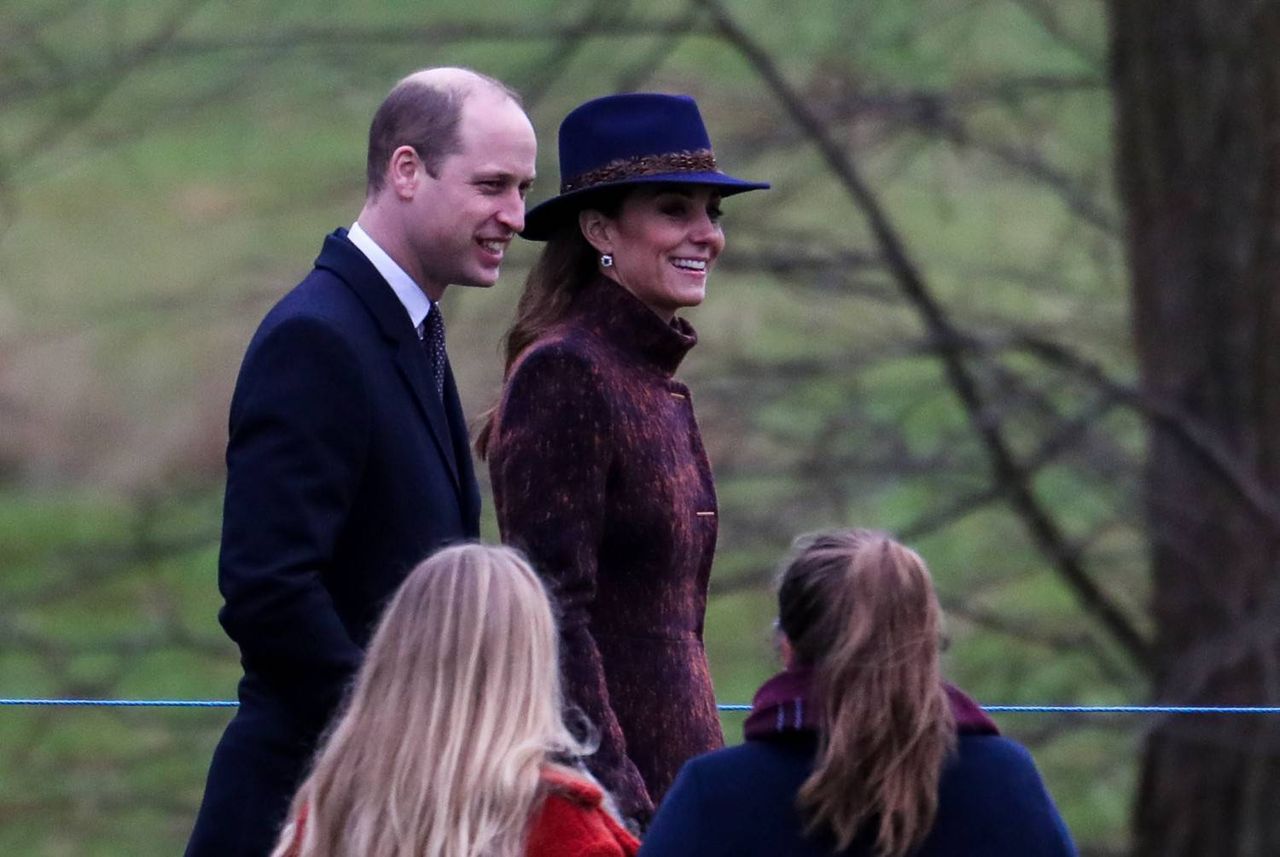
[521,93,769,240]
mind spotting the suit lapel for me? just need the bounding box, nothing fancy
[315,229,462,493]
[394,338,461,488]
[442,362,482,534]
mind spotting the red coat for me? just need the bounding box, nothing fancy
[527,767,641,857]
[280,768,639,857]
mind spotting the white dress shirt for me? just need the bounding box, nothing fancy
[347,221,435,337]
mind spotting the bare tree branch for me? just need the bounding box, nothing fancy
[517,0,628,106]
[611,14,698,91]
[985,332,1280,532]
[798,76,1117,231]
[0,17,709,107]
[10,0,214,169]
[1007,0,1104,67]
[694,0,1154,672]
[906,108,1117,231]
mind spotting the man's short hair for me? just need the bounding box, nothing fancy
[365,69,521,194]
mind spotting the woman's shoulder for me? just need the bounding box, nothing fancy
[499,331,624,423]
[944,734,1054,799]
[528,768,640,857]
[507,328,608,385]
[672,739,816,809]
[933,735,1076,854]
[952,733,1043,776]
[540,765,607,806]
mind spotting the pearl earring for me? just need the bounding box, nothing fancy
[600,254,614,268]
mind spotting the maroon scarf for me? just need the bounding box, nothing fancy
[743,666,999,741]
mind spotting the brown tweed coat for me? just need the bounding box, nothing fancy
[488,276,723,823]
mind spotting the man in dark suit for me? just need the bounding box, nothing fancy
[185,67,537,856]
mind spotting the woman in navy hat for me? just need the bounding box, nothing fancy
[477,93,767,828]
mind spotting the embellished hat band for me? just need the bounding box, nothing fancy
[560,148,718,193]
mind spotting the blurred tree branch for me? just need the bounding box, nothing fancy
[985,333,1280,532]
[1007,0,1105,67]
[8,0,214,165]
[694,0,1155,673]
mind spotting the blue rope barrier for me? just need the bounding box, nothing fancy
[2,698,1280,714]
[983,705,1280,714]
[0,698,239,707]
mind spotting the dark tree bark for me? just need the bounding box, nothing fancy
[1109,2,1280,855]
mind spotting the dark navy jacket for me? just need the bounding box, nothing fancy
[185,230,481,856]
[640,733,1077,857]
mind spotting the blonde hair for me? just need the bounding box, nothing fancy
[777,529,956,857]
[271,544,592,857]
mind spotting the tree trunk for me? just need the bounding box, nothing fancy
[1108,2,1280,855]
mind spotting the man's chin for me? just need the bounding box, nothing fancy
[455,269,501,288]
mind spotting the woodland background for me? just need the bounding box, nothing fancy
[3,1,1278,855]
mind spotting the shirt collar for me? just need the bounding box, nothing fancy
[348,221,434,335]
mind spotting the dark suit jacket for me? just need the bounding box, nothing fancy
[186,229,480,857]
[639,733,1078,857]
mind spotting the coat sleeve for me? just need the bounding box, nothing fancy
[490,345,654,822]
[217,314,370,730]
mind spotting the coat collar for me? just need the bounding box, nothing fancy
[540,765,605,807]
[567,276,698,378]
[742,666,1000,741]
[347,221,433,333]
[314,228,420,346]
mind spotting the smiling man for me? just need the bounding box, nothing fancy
[185,68,536,857]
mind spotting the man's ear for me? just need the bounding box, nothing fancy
[387,145,421,199]
[578,209,614,255]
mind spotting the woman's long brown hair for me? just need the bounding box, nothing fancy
[778,529,956,857]
[474,190,624,459]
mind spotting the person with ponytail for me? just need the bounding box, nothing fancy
[640,529,1077,857]
[270,544,638,857]
[477,93,767,827]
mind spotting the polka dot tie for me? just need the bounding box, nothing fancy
[422,304,447,400]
